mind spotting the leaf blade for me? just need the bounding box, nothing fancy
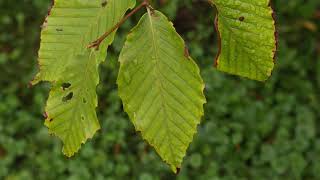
[211,0,277,81]
[33,0,136,156]
[117,10,206,172]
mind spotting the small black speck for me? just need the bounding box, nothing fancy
[239,16,245,21]
[56,28,63,32]
[61,83,71,90]
[62,92,73,102]
[101,0,107,7]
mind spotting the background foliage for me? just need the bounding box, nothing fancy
[0,0,320,179]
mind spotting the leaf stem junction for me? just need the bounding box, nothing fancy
[87,0,150,49]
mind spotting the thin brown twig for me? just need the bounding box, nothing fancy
[87,0,149,49]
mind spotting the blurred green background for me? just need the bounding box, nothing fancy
[1,0,320,179]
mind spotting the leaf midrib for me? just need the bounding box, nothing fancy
[146,9,176,164]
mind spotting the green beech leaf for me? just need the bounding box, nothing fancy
[117,10,206,172]
[32,0,136,157]
[211,0,277,81]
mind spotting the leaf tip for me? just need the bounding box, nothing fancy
[176,167,181,175]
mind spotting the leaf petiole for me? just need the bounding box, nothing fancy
[87,0,150,50]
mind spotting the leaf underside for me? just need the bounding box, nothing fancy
[211,0,277,81]
[117,10,206,172]
[33,0,136,157]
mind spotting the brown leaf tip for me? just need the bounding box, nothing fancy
[176,167,181,174]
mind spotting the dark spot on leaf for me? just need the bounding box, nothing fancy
[61,83,71,90]
[82,98,87,104]
[62,92,73,102]
[239,16,245,21]
[56,28,63,32]
[49,118,53,122]
[101,0,107,7]
[81,116,85,120]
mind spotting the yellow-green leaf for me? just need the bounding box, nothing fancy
[32,0,136,157]
[211,0,277,81]
[117,10,206,172]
